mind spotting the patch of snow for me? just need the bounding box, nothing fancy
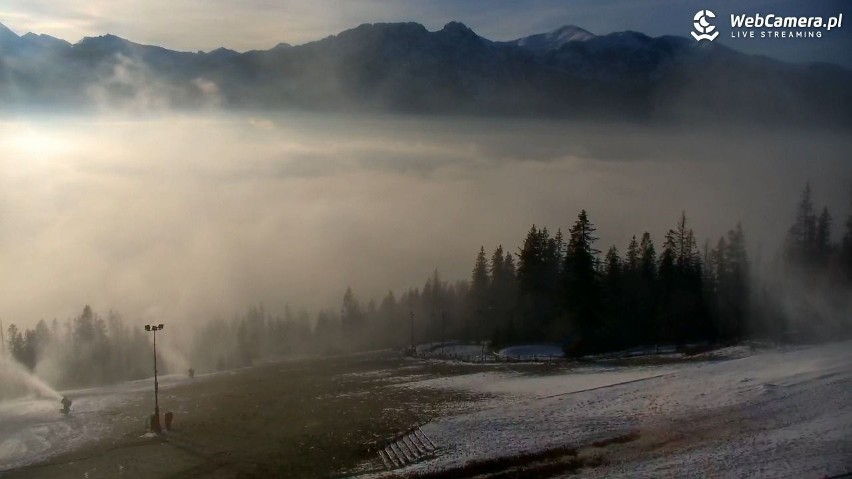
[0,374,193,471]
[400,365,671,400]
[369,341,852,478]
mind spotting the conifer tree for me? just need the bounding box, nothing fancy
[469,246,491,339]
[625,236,640,274]
[786,183,818,266]
[602,246,628,347]
[470,246,490,302]
[504,251,516,279]
[563,210,601,352]
[341,287,364,347]
[517,225,544,295]
[724,224,749,339]
[604,246,622,279]
[630,232,657,344]
[639,232,657,280]
[488,245,518,345]
[657,230,678,342]
[490,245,505,289]
[657,213,708,344]
[517,226,559,339]
[816,207,832,264]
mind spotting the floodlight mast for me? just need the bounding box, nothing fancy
[144,324,164,431]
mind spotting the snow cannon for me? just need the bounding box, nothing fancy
[60,396,72,415]
[150,413,162,433]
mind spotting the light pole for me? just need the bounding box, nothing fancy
[482,305,493,356]
[440,311,446,356]
[481,313,486,356]
[409,312,415,352]
[144,323,164,432]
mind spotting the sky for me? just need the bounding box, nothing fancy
[0,0,850,67]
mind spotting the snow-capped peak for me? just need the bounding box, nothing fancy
[511,25,596,50]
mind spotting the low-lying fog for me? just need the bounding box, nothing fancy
[0,114,849,331]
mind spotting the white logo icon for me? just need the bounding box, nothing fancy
[692,10,719,41]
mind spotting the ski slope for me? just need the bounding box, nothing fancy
[373,341,852,478]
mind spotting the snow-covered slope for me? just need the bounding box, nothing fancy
[509,25,596,50]
[375,341,852,478]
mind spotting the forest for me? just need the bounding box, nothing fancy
[4,183,852,389]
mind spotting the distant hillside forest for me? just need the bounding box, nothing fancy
[4,184,852,389]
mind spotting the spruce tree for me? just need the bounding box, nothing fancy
[489,245,518,345]
[470,246,490,302]
[517,226,544,295]
[657,230,678,343]
[341,287,364,347]
[517,226,558,339]
[469,246,491,340]
[786,183,818,266]
[725,224,749,340]
[658,214,708,344]
[639,232,657,280]
[635,232,658,344]
[563,210,601,352]
[816,207,832,265]
[490,245,505,290]
[605,246,622,279]
[602,246,627,348]
[625,236,640,274]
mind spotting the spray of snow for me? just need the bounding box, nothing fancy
[0,354,62,402]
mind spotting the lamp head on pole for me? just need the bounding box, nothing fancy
[145,325,151,331]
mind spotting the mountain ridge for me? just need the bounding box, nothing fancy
[0,20,849,124]
[0,20,846,68]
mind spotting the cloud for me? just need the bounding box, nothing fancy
[0,114,849,335]
[82,54,222,113]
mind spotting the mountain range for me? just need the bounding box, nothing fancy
[0,21,850,124]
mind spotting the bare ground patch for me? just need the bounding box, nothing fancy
[381,431,641,479]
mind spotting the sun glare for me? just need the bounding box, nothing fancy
[10,130,67,156]
[3,126,70,158]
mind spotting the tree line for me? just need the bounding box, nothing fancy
[4,306,154,389]
[5,183,851,389]
[757,183,852,340]
[303,182,851,355]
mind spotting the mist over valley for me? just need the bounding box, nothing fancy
[0,114,848,331]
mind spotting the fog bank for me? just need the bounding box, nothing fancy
[0,114,849,331]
